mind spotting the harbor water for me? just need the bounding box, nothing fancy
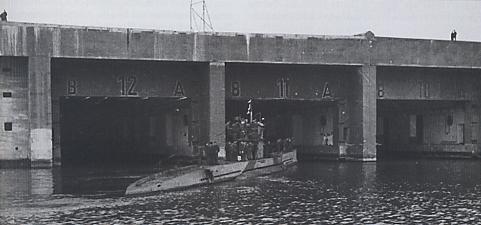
[1,159,480,224]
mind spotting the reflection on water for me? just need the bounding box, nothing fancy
[0,169,54,203]
[1,159,480,224]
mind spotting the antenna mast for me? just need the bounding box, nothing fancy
[190,0,214,32]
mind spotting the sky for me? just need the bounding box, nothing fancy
[1,0,481,41]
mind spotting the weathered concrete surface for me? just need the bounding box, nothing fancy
[208,62,226,158]
[0,57,29,165]
[377,66,481,100]
[28,56,52,167]
[373,37,481,68]
[0,24,27,56]
[225,63,354,100]
[247,34,368,64]
[2,22,481,67]
[50,58,206,97]
[345,66,377,160]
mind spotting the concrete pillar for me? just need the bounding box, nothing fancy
[464,102,472,144]
[28,56,52,168]
[345,65,377,161]
[208,62,226,158]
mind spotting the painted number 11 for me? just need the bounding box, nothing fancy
[118,76,138,96]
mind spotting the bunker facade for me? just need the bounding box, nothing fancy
[1,22,481,168]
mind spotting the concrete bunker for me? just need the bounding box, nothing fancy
[376,66,481,158]
[59,96,191,166]
[51,58,208,166]
[225,62,354,158]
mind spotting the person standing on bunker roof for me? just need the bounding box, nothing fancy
[451,29,457,41]
[0,10,7,21]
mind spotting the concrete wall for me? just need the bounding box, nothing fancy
[51,58,206,97]
[247,34,368,64]
[0,57,29,165]
[0,22,368,64]
[225,63,354,100]
[377,66,481,100]
[3,22,481,68]
[373,37,481,68]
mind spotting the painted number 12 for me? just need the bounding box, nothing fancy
[118,76,138,96]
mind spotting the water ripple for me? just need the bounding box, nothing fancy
[1,160,480,224]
